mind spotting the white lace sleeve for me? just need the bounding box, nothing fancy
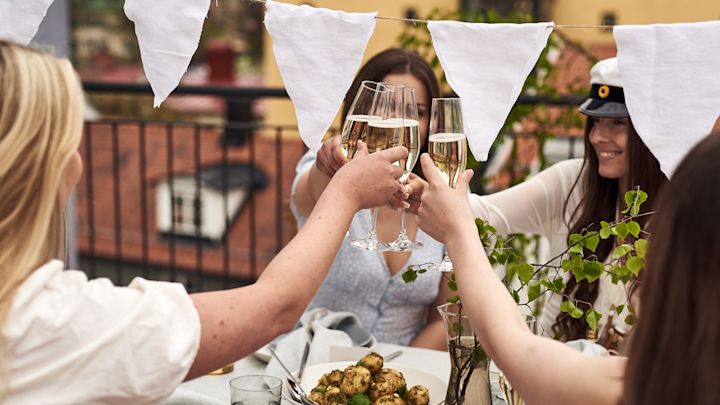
[468,159,585,238]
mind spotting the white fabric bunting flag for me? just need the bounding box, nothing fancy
[614,21,720,177]
[0,0,55,45]
[124,0,211,107]
[265,0,376,152]
[428,21,554,161]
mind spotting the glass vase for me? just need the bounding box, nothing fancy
[437,302,492,405]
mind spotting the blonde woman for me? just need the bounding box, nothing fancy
[0,41,408,404]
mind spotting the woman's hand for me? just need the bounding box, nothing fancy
[401,174,428,214]
[417,153,475,244]
[330,141,408,211]
[316,135,348,177]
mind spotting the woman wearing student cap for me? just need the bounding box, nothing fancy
[405,57,668,345]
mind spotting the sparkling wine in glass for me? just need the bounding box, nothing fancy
[340,80,384,160]
[387,87,423,252]
[428,98,467,272]
[351,84,405,251]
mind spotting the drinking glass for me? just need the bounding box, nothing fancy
[229,375,282,405]
[340,80,385,160]
[387,87,423,251]
[351,84,404,251]
[428,98,467,272]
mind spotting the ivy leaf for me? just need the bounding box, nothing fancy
[615,222,629,239]
[553,278,566,292]
[570,307,583,319]
[612,244,633,259]
[561,259,572,273]
[627,221,641,238]
[623,190,637,214]
[615,304,625,315]
[583,260,604,283]
[448,279,458,291]
[560,300,571,313]
[402,268,417,283]
[627,256,644,275]
[418,268,427,274]
[447,295,461,304]
[527,280,541,302]
[585,309,602,332]
[635,239,648,259]
[541,280,556,292]
[512,290,520,303]
[633,190,648,216]
[599,221,612,239]
[583,232,600,252]
[517,263,534,284]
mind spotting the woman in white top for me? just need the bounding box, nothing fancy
[414,129,720,404]
[0,40,407,404]
[409,57,668,342]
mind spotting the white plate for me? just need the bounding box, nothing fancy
[299,361,446,405]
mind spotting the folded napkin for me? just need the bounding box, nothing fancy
[428,20,554,161]
[264,308,367,379]
[0,0,55,45]
[264,0,376,152]
[565,339,609,357]
[614,21,720,177]
[160,388,225,405]
[124,0,211,107]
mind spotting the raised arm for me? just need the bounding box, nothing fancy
[293,135,348,217]
[416,154,624,405]
[186,143,407,379]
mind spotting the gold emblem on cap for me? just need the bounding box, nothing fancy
[598,85,610,99]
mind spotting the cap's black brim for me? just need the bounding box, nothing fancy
[579,99,629,118]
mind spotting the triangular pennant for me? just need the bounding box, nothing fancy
[0,0,55,45]
[614,21,720,177]
[265,0,376,152]
[124,0,210,107]
[428,21,554,161]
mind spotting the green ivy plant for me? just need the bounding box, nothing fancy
[403,187,650,334]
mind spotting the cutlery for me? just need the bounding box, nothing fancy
[297,342,310,383]
[268,346,318,405]
[384,350,403,362]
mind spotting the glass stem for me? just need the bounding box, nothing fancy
[369,207,379,240]
[398,208,408,241]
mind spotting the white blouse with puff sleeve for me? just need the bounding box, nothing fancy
[3,260,201,405]
[468,158,630,337]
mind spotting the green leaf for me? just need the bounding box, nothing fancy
[402,268,417,283]
[506,262,518,282]
[627,221,641,238]
[448,280,458,291]
[560,300,571,313]
[447,295,461,304]
[418,269,427,274]
[612,244,633,259]
[527,280,541,302]
[517,263,534,284]
[512,290,520,303]
[472,347,487,363]
[615,304,625,315]
[599,221,612,239]
[570,307,584,319]
[625,313,637,326]
[583,260,604,283]
[627,256,644,275]
[585,309,602,331]
[623,190,637,214]
[615,222,629,239]
[568,234,584,254]
[561,259,572,273]
[553,278,566,292]
[583,232,600,252]
[635,239,648,259]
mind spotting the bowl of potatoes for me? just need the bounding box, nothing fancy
[299,353,446,405]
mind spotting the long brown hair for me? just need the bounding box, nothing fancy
[552,118,667,340]
[341,48,440,178]
[624,131,720,404]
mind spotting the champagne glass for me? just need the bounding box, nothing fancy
[387,87,423,252]
[428,98,468,272]
[351,84,405,251]
[340,80,385,160]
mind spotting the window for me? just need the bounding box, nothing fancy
[170,191,202,235]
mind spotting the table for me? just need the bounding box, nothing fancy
[179,343,504,404]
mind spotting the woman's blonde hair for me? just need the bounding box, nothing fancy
[0,40,84,387]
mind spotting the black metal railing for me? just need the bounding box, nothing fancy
[77,82,582,292]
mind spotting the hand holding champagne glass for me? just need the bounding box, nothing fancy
[427,98,468,272]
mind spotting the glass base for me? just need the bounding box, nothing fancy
[429,257,454,272]
[351,238,390,251]
[386,239,424,252]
